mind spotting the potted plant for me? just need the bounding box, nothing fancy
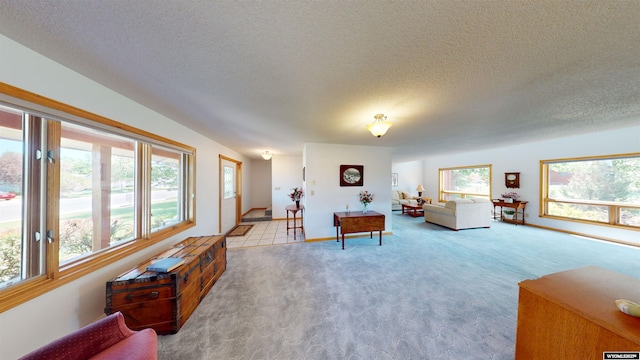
[289,187,304,207]
[503,209,516,220]
[501,191,520,203]
[358,190,374,213]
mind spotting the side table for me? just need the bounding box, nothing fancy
[285,204,304,239]
[333,211,385,250]
[493,200,528,225]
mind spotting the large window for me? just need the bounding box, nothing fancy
[0,83,195,311]
[58,122,138,264]
[541,154,640,229]
[439,164,491,202]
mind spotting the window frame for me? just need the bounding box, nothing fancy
[0,82,196,312]
[438,164,492,202]
[540,153,640,230]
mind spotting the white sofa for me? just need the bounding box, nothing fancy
[422,198,492,230]
[391,190,419,211]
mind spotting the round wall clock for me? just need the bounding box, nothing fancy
[505,172,520,188]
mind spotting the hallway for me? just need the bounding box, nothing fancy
[226,218,305,249]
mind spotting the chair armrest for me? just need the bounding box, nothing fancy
[90,328,157,360]
[19,312,144,360]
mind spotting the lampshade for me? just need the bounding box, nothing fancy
[416,185,425,192]
[366,114,393,138]
[261,151,272,160]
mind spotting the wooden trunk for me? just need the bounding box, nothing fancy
[105,235,226,334]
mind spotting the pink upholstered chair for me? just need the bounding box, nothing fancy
[19,311,157,360]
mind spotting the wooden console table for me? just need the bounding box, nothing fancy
[493,200,528,225]
[333,211,385,250]
[285,204,304,239]
[515,266,640,359]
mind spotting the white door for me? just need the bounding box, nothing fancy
[221,159,237,233]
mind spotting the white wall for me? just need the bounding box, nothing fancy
[304,143,393,240]
[249,158,272,211]
[271,154,303,219]
[417,125,640,244]
[392,160,424,197]
[0,34,252,359]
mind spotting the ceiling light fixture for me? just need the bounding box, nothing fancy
[367,114,393,138]
[261,151,272,160]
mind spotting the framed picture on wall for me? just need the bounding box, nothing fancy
[340,165,364,186]
[391,173,398,187]
[505,172,519,188]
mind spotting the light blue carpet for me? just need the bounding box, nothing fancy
[158,214,640,359]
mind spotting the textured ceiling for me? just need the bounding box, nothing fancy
[1,1,639,162]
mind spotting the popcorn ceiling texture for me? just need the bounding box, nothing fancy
[1,1,638,161]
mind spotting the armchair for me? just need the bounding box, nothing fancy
[18,311,157,360]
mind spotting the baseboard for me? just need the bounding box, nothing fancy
[525,223,639,248]
[305,231,393,242]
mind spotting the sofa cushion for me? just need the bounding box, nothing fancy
[90,329,157,360]
[423,203,454,215]
[444,199,473,209]
[401,191,411,199]
[391,191,400,201]
[19,312,157,360]
[425,198,491,230]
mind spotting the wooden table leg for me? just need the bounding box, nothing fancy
[292,211,297,239]
[379,231,382,246]
[342,234,345,250]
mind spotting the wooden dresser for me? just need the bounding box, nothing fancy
[105,235,226,334]
[515,266,640,359]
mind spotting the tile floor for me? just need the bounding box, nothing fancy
[226,219,306,249]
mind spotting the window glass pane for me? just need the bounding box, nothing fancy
[440,166,490,200]
[548,202,609,222]
[548,158,640,202]
[59,122,136,263]
[0,106,25,286]
[443,193,463,201]
[620,207,640,227]
[223,165,234,199]
[544,155,640,227]
[151,146,180,231]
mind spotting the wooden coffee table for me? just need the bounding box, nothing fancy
[401,203,424,217]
